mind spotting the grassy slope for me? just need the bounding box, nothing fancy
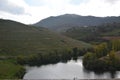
[0,59,25,79]
[63,27,99,43]
[0,19,91,56]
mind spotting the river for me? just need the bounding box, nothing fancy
[23,57,120,79]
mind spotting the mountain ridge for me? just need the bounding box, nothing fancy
[34,14,120,32]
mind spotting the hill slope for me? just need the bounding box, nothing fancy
[34,14,120,32]
[63,22,120,43]
[0,19,91,55]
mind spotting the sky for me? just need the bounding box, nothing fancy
[0,0,120,24]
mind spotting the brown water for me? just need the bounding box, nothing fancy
[23,57,120,79]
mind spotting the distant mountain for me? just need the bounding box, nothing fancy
[0,19,91,55]
[34,14,120,32]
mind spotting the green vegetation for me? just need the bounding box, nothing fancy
[0,59,25,79]
[83,40,120,71]
[16,47,91,66]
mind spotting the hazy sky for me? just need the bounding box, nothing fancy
[0,0,120,24]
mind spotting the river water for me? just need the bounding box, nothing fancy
[23,57,120,79]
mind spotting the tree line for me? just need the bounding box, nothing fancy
[16,47,91,66]
[83,39,120,71]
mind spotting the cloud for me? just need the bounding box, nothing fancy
[104,0,119,4]
[24,0,45,6]
[0,0,120,24]
[70,0,87,5]
[0,0,25,15]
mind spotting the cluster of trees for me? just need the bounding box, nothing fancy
[16,47,90,66]
[83,40,120,71]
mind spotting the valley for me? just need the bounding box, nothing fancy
[0,14,120,79]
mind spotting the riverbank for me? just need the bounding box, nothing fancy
[0,47,90,79]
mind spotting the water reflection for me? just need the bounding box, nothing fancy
[23,57,120,79]
[110,71,117,78]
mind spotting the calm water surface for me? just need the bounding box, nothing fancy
[23,57,120,79]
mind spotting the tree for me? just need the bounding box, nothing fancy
[108,50,116,60]
[83,52,97,69]
[72,47,78,57]
[94,42,108,58]
[110,40,120,51]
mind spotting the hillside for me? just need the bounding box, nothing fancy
[0,19,91,56]
[34,14,120,32]
[63,22,120,43]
